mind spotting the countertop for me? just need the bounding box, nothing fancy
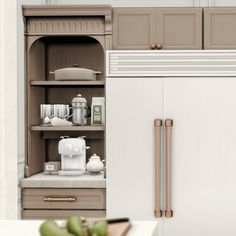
[20,172,106,188]
[0,220,158,236]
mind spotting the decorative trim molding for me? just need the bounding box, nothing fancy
[208,0,216,6]
[193,0,200,7]
[107,50,236,77]
[194,0,213,6]
[0,0,5,220]
[18,154,25,164]
[42,0,57,4]
[26,17,105,35]
[22,5,112,17]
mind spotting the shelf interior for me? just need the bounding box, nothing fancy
[46,137,105,164]
[29,86,105,127]
[27,35,106,177]
[29,36,105,83]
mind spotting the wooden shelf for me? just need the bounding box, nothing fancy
[31,125,105,131]
[30,80,105,86]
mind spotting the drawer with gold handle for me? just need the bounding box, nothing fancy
[22,188,106,210]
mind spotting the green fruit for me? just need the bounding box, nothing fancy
[39,220,74,236]
[88,220,108,236]
[66,216,84,236]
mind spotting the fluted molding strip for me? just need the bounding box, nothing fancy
[107,50,236,77]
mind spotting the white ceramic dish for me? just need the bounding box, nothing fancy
[50,66,101,81]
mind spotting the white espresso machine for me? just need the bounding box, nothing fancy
[58,136,89,176]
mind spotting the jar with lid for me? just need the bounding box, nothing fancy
[86,154,104,173]
[71,94,89,126]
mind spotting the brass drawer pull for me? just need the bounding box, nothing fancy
[44,196,77,202]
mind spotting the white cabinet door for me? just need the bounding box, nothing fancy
[164,77,236,236]
[106,78,164,221]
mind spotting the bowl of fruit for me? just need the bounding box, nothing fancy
[39,216,131,236]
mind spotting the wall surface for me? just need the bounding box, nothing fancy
[0,0,18,219]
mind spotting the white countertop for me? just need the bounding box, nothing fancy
[0,220,158,236]
[20,172,106,188]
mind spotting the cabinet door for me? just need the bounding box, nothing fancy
[156,8,202,49]
[204,8,236,49]
[112,8,156,49]
[106,78,163,221]
[164,77,236,236]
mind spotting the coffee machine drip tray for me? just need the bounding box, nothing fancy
[59,170,85,176]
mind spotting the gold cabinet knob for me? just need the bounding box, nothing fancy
[156,43,162,49]
[150,44,156,50]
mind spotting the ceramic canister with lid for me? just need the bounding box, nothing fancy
[86,154,104,173]
[71,94,88,126]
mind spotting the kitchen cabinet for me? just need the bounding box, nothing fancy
[106,51,236,236]
[112,8,156,50]
[22,188,106,209]
[22,188,106,219]
[204,8,236,49]
[112,8,202,49]
[22,5,111,219]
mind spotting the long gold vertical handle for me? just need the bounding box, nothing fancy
[154,119,162,218]
[165,119,174,218]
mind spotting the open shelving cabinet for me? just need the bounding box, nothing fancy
[26,33,107,178]
[22,5,111,219]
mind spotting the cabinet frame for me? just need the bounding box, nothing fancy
[22,5,111,220]
[23,5,111,177]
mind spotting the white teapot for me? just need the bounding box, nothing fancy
[86,154,104,173]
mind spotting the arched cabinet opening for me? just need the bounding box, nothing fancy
[28,36,105,82]
[26,35,106,179]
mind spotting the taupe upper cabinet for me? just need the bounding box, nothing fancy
[204,8,236,49]
[113,8,156,50]
[157,8,202,50]
[113,8,202,50]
